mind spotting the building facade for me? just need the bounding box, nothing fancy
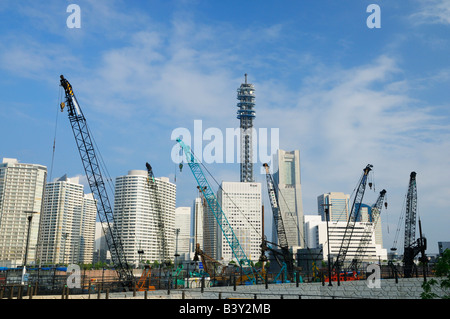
[0,158,47,267]
[217,182,262,263]
[304,215,387,265]
[113,170,176,267]
[174,207,191,262]
[192,197,204,252]
[272,149,304,248]
[317,192,350,223]
[38,175,96,265]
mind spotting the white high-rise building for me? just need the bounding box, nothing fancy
[272,150,304,248]
[317,192,350,223]
[80,193,97,263]
[113,170,176,266]
[217,182,262,263]
[192,197,204,252]
[0,158,47,267]
[175,207,191,261]
[39,175,96,265]
[304,213,387,265]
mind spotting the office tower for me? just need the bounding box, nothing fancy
[217,182,262,263]
[113,170,176,266]
[237,74,255,183]
[193,197,204,251]
[200,195,218,260]
[93,222,110,264]
[39,175,96,264]
[272,150,304,248]
[79,193,96,263]
[317,192,350,223]
[174,207,191,261]
[0,158,47,267]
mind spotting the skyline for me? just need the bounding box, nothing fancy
[0,1,449,254]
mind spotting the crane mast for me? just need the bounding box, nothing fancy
[403,172,427,278]
[176,138,258,282]
[349,189,386,271]
[145,162,169,263]
[59,75,134,287]
[333,164,373,271]
[262,163,295,278]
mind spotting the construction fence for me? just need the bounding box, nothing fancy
[0,262,433,299]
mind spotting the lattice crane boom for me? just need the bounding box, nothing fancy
[261,163,295,278]
[176,138,259,282]
[333,164,373,270]
[403,171,427,278]
[349,189,386,270]
[145,162,169,263]
[59,75,134,287]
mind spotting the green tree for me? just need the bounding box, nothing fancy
[421,249,450,299]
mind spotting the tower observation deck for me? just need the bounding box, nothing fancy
[237,74,256,183]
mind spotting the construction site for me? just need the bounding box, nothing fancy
[0,74,441,301]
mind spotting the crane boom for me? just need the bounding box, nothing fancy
[349,189,386,270]
[176,138,258,282]
[262,163,295,278]
[263,163,289,249]
[59,75,134,287]
[403,171,427,278]
[145,162,169,263]
[334,164,373,270]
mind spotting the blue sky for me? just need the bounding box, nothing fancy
[1,0,449,254]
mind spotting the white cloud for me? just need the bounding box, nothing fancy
[411,0,450,25]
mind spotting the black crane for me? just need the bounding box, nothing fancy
[145,162,169,264]
[261,163,296,280]
[349,189,387,271]
[333,164,373,272]
[402,172,427,278]
[59,75,134,288]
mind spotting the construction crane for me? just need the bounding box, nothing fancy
[261,163,295,280]
[349,189,387,271]
[59,75,134,288]
[145,162,169,264]
[402,172,427,278]
[333,164,373,272]
[176,138,260,283]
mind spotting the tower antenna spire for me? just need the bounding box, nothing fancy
[237,73,255,182]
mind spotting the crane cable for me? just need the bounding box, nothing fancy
[49,87,63,182]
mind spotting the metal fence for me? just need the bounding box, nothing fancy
[0,263,433,299]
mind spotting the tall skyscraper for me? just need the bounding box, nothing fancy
[113,170,176,266]
[317,192,350,223]
[80,193,97,263]
[193,197,205,252]
[272,150,304,248]
[39,175,96,264]
[174,207,191,261]
[217,182,262,263]
[0,158,47,267]
[237,74,255,183]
